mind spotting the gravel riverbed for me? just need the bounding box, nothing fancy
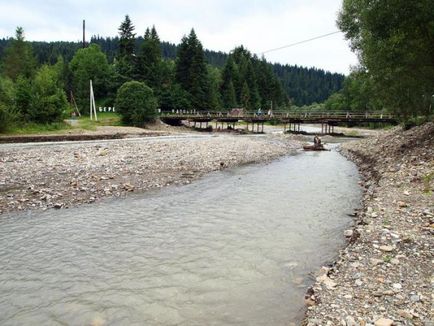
[0,134,300,215]
[304,123,434,326]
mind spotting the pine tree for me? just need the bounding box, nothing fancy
[2,27,36,80]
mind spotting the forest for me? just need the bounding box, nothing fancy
[0,28,344,108]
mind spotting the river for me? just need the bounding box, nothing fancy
[0,146,361,325]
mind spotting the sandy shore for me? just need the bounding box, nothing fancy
[0,134,300,215]
[304,123,433,326]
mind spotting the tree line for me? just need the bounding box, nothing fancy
[0,27,345,108]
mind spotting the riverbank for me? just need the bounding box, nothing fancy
[304,123,433,326]
[0,134,300,215]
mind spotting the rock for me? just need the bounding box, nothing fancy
[344,229,354,237]
[122,183,135,192]
[346,316,357,326]
[305,297,316,306]
[379,245,394,252]
[410,294,420,302]
[392,283,402,290]
[398,310,413,319]
[97,148,109,156]
[53,203,63,209]
[316,274,337,289]
[370,258,384,265]
[397,201,408,208]
[355,279,363,286]
[374,318,394,326]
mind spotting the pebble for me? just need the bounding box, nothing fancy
[379,245,394,252]
[374,318,394,326]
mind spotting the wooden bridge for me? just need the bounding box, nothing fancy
[160,111,397,134]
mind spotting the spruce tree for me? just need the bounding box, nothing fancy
[241,81,251,110]
[135,26,162,91]
[116,15,136,82]
[2,27,36,81]
[220,56,238,108]
[175,29,212,110]
[118,15,136,59]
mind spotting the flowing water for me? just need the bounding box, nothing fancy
[0,148,361,325]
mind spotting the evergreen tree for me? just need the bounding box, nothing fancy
[175,29,212,110]
[116,15,136,82]
[118,15,135,59]
[220,56,238,108]
[2,27,36,81]
[240,81,251,110]
[135,26,162,91]
[15,76,32,118]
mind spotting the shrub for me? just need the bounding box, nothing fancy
[115,81,158,126]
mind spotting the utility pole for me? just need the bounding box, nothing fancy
[82,19,86,48]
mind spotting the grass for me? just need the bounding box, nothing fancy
[422,172,434,194]
[3,112,123,136]
[383,255,392,263]
[76,112,122,128]
[5,122,72,135]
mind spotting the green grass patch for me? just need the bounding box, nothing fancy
[77,112,122,129]
[6,122,72,135]
[423,172,434,194]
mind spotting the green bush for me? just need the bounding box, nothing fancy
[115,81,158,126]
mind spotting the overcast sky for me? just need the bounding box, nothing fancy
[0,0,358,74]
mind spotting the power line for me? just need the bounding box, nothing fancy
[260,31,341,55]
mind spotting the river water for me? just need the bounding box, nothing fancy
[0,147,361,325]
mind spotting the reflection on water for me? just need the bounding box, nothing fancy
[0,149,361,325]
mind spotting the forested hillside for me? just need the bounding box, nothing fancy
[0,36,344,106]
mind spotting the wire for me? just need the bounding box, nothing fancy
[260,31,341,54]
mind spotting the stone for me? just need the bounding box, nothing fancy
[344,230,354,237]
[370,258,384,265]
[346,316,357,326]
[398,310,413,319]
[379,245,394,252]
[374,318,394,326]
[53,203,63,209]
[410,294,420,302]
[397,201,408,208]
[392,283,402,290]
[316,274,337,289]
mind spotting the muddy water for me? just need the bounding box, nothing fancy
[0,148,361,325]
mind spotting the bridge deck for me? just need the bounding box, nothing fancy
[161,111,396,125]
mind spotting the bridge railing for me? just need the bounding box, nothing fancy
[160,110,394,120]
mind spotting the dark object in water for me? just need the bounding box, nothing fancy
[303,144,329,151]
